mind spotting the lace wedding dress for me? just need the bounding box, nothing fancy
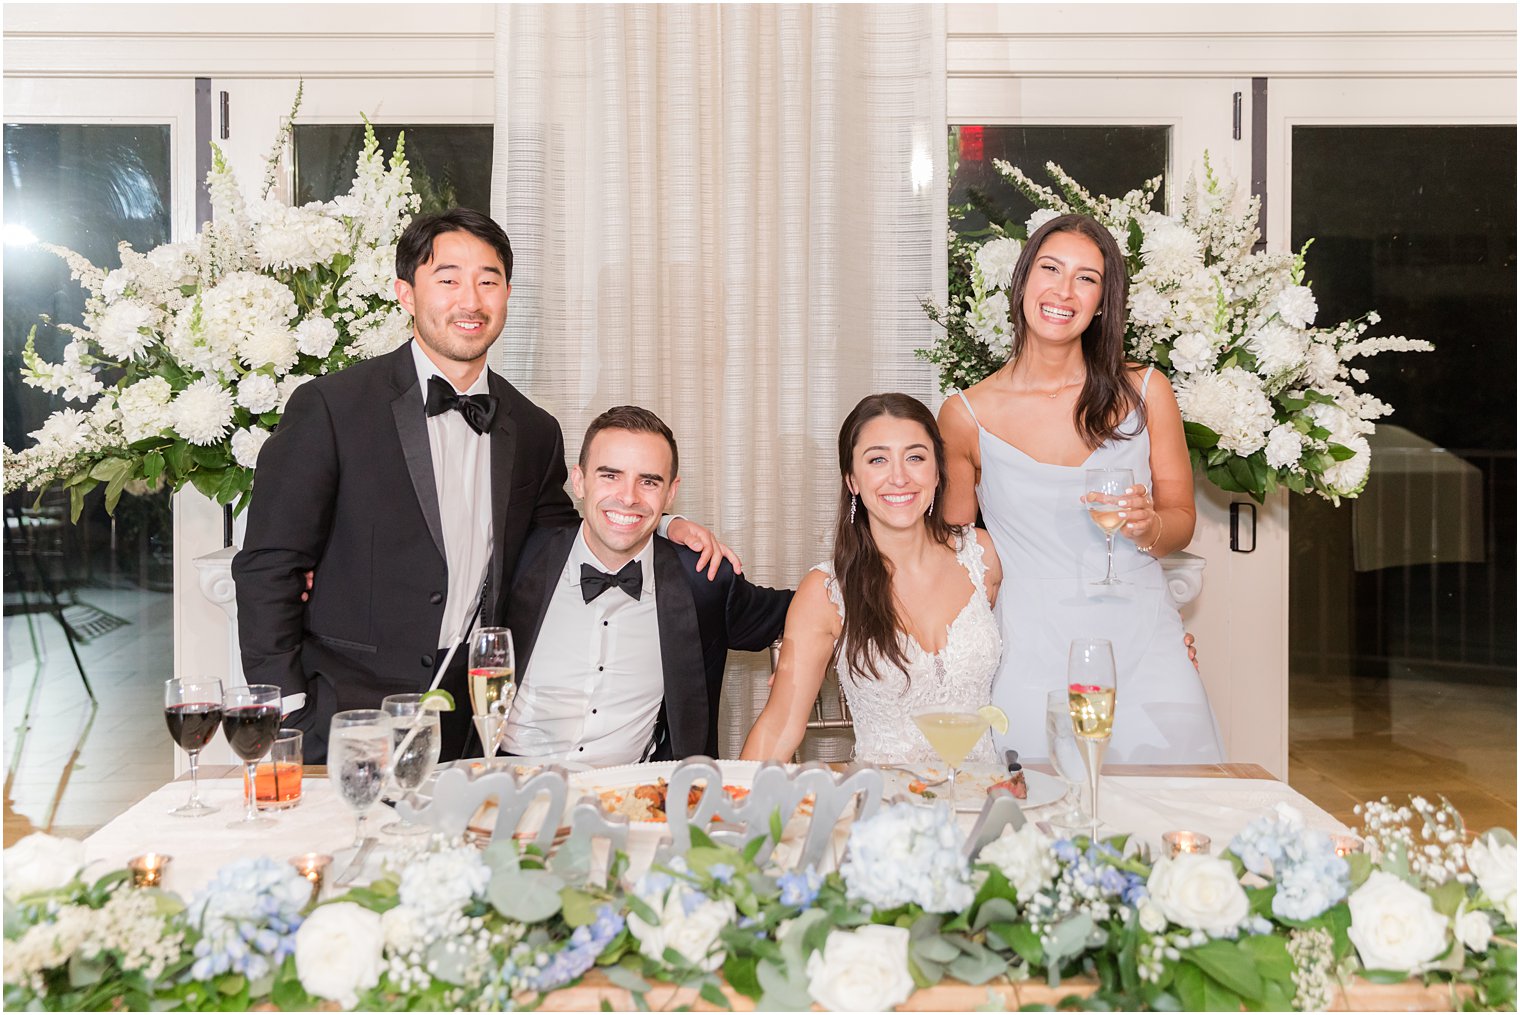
[816,528,1002,766]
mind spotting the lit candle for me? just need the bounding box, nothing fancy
[127,853,171,888]
[1161,831,1211,858]
[1331,835,1364,858]
[290,853,332,902]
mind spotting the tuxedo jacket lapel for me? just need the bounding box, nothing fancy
[653,539,706,757]
[512,527,575,686]
[487,371,518,609]
[389,356,445,560]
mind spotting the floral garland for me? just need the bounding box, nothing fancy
[2,91,420,520]
[4,795,1513,1012]
[920,157,1434,503]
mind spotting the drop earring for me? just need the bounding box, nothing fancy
[849,494,858,524]
[927,494,935,517]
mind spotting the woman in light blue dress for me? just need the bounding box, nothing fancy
[938,214,1223,764]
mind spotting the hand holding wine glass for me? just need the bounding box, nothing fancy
[222,683,282,828]
[165,677,223,817]
[1083,467,1134,587]
[1067,637,1117,842]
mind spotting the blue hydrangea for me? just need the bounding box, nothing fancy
[186,857,310,981]
[1229,806,1350,921]
[839,801,974,913]
[778,869,823,908]
[528,904,625,992]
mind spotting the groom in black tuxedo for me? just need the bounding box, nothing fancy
[234,209,578,762]
[503,406,792,763]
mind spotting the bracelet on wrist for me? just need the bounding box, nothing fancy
[1138,513,1165,555]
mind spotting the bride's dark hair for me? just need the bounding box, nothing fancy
[833,393,958,683]
[1007,212,1145,447]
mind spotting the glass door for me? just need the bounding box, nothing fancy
[1269,77,1517,832]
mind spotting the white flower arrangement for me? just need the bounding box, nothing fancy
[839,800,975,913]
[920,156,1433,502]
[3,90,420,519]
[804,924,916,1012]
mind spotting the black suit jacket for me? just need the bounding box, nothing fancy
[507,527,793,760]
[232,343,579,759]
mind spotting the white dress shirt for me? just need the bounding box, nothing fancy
[503,527,665,765]
[410,340,494,651]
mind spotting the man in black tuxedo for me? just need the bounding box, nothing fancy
[503,407,792,763]
[233,210,731,763]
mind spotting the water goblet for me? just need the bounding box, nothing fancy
[328,709,393,852]
[1067,637,1117,842]
[1044,689,1087,831]
[1084,467,1134,587]
[222,683,282,828]
[468,627,516,757]
[380,693,440,837]
[164,676,223,817]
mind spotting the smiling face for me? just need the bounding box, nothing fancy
[572,428,680,571]
[847,415,939,533]
[1019,229,1105,347]
[394,229,511,377]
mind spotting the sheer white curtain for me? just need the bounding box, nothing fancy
[492,4,947,757]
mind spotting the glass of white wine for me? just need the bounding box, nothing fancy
[1067,637,1117,842]
[468,627,515,758]
[1083,467,1134,587]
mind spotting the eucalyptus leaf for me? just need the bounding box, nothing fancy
[487,868,563,922]
[1182,938,1262,1000]
[947,942,1008,985]
[481,840,520,875]
[972,896,1018,932]
[1043,912,1094,964]
[755,957,813,1011]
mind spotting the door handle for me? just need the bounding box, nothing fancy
[1230,502,1257,553]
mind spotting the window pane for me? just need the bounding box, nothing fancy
[948,125,1169,235]
[293,123,493,214]
[3,122,175,834]
[1288,125,1517,832]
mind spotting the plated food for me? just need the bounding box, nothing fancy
[596,778,751,823]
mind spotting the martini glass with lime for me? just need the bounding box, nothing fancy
[911,704,1008,806]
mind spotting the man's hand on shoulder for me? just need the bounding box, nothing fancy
[667,516,743,581]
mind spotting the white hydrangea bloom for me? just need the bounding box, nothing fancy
[1247,321,1309,379]
[1320,435,1370,497]
[237,372,280,413]
[967,291,1013,360]
[840,801,974,914]
[974,237,1021,291]
[1174,367,1274,457]
[1026,208,1059,235]
[239,324,299,375]
[172,377,236,446]
[252,200,349,271]
[1127,284,1170,328]
[1138,214,1204,280]
[93,300,159,360]
[1264,424,1304,470]
[1275,285,1318,328]
[117,376,175,444]
[168,301,240,378]
[295,316,340,359]
[977,821,1058,902]
[199,271,299,367]
[276,374,313,411]
[1169,332,1217,374]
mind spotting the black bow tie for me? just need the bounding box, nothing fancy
[580,560,643,603]
[424,375,498,435]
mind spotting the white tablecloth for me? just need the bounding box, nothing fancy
[82,773,1351,897]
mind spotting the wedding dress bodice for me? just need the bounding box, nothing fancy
[815,528,1001,766]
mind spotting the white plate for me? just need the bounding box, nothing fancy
[875,763,1066,812]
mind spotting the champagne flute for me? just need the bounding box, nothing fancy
[380,693,440,837]
[1067,638,1117,842]
[911,706,993,807]
[222,683,281,828]
[164,676,223,817]
[328,709,392,851]
[1084,467,1134,587]
[1044,689,1086,831]
[468,627,515,757]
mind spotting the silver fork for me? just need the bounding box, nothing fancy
[879,765,950,787]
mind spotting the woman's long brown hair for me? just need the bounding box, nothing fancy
[1006,213,1145,447]
[833,393,959,683]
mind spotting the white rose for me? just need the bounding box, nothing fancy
[805,924,916,1012]
[3,833,86,900]
[1138,899,1168,933]
[1455,902,1493,953]
[1347,871,1450,972]
[1466,833,1517,924]
[1146,853,1250,938]
[977,821,1057,902]
[628,889,735,973]
[294,902,384,1009]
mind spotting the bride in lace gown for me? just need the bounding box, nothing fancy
[741,393,1004,766]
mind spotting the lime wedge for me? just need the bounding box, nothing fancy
[419,689,456,712]
[978,705,1009,735]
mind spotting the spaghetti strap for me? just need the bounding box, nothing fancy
[955,389,981,427]
[1140,365,1155,398]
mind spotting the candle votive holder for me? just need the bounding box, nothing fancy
[290,853,333,903]
[1161,831,1211,858]
[1331,834,1365,858]
[127,853,172,888]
